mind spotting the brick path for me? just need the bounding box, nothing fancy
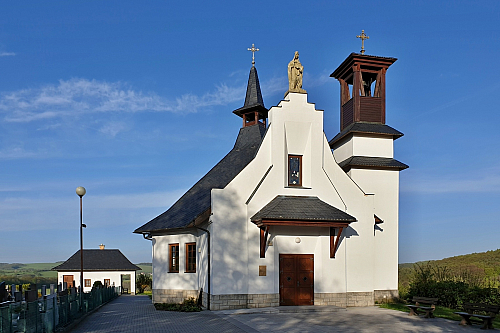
[70,295,484,333]
[69,295,253,333]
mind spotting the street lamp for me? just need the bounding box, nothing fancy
[76,186,86,311]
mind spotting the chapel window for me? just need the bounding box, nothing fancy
[104,279,110,287]
[169,244,179,273]
[185,243,196,273]
[84,279,91,287]
[288,155,302,186]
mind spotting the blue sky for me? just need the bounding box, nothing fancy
[1,1,499,264]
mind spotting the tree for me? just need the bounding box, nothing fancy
[136,273,152,293]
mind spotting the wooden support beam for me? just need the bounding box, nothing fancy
[330,227,344,258]
[260,226,269,258]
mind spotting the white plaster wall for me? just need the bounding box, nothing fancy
[352,136,393,158]
[332,137,352,163]
[152,231,208,293]
[211,92,379,296]
[348,168,400,291]
[333,135,393,162]
[211,187,249,295]
[57,270,136,293]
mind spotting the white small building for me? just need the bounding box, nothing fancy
[52,246,140,294]
[135,51,407,310]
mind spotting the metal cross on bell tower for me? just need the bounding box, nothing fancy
[247,43,259,66]
[356,30,369,55]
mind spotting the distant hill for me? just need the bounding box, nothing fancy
[0,262,58,285]
[0,262,152,285]
[432,249,500,275]
[136,264,152,274]
[399,249,500,294]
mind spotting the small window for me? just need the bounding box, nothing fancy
[185,243,196,273]
[84,279,91,287]
[288,155,302,186]
[169,243,179,273]
[104,279,110,287]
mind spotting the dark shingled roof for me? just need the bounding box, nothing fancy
[329,122,404,148]
[134,124,266,233]
[233,66,268,117]
[251,196,356,223]
[52,249,140,271]
[330,53,397,79]
[338,156,409,171]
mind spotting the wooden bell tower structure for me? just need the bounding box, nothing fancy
[330,53,397,131]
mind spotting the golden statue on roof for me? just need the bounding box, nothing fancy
[287,51,306,95]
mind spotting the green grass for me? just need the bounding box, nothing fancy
[378,303,500,327]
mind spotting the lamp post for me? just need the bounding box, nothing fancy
[76,186,86,311]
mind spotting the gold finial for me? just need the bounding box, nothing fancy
[356,30,369,55]
[247,43,259,66]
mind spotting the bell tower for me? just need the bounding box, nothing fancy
[329,33,407,300]
[328,32,407,172]
[331,52,396,131]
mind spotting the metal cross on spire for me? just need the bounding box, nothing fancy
[356,30,369,55]
[247,43,259,66]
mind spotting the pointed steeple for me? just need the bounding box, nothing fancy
[233,66,268,127]
[233,44,268,127]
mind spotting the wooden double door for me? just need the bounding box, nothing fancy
[279,254,314,306]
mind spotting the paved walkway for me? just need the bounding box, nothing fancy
[69,295,491,332]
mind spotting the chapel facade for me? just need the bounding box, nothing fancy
[134,48,407,310]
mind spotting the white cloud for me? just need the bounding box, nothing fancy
[0,78,247,123]
[0,147,43,160]
[99,121,128,137]
[0,73,331,124]
[261,76,287,96]
[0,52,15,57]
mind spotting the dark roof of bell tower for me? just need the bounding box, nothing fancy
[233,66,268,118]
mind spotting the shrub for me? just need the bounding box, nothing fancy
[154,297,201,312]
[407,262,500,309]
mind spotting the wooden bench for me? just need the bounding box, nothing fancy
[406,296,438,318]
[454,303,500,330]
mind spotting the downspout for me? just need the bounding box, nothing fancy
[143,233,153,300]
[194,226,210,310]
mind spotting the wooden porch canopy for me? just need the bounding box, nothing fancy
[250,196,356,259]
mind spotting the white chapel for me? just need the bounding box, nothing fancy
[134,47,407,310]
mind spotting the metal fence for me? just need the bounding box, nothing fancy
[0,286,119,333]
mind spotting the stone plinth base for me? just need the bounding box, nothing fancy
[152,289,199,305]
[374,289,399,303]
[152,290,278,310]
[315,291,374,307]
[153,290,388,310]
[210,293,279,311]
